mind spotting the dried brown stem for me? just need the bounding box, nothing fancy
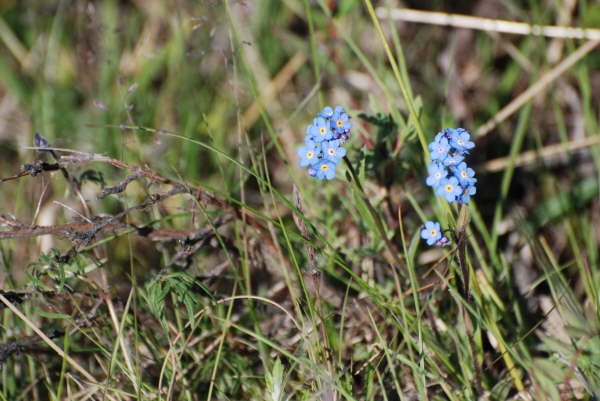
[0,149,281,264]
[0,218,233,244]
[0,330,63,367]
[97,171,145,199]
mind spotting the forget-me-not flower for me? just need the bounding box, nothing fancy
[297,106,352,180]
[321,140,346,164]
[421,127,478,246]
[450,129,475,153]
[426,163,447,188]
[308,117,333,142]
[319,106,334,119]
[297,141,320,168]
[315,160,336,180]
[435,236,452,246]
[421,221,442,246]
[453,162,476,186]
[442,153,464,167]
[458,183,476,204]
[429,137,450,162]
[435,128,453,142]
[424,128,477,205]
[436,176,462,203]
[331,107,352,135]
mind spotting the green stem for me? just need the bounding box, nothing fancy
[363,0,429,159]
[343,156,404,273]
[454,205,482,393]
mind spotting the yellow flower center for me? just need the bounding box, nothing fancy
[430,229,437,236]
[320,128,326,135]
[306,151,314,158]
[336,120,343,127]
[328,149,335,155]
[445,184,453,192]
[458,140,464,145]
[461,171,467,177]
[320,164,329,171]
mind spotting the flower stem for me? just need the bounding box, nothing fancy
[343,156,404,273]
[454,205,482,393]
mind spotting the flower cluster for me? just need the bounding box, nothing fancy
[297,106,352,180]
[420,128,476,247]
[426,128,476,204]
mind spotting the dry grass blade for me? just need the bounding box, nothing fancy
[0,17,29,68]
[376,7,600,139]
[376,7,600,40]
[481,134,600,172]
[0,293,98,384]
[476,39,600,138]
[292,184,317,272]
[242,51,307,130]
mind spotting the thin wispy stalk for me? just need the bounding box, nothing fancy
[376,7,600,40]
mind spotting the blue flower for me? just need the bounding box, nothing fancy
[426,128,477,202]
[319,106,334,119]
[333,105,346,114]
[331,108,352,135]
[442,152,464,167]
[308,117,333,142]
[321,140,346,164]
[297,141,320,168]
[305,124,313,137]
[450,129,474,152]
[457,183,476,204]
[434,128,453,142]
[425,163,447,187]
[429,137,450,162]
[421,221,442,246]
[315,160,336,180]
[435,236,452,246]
[298,105,352,180]
[435,176,462,203]
[453,162,476,186]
